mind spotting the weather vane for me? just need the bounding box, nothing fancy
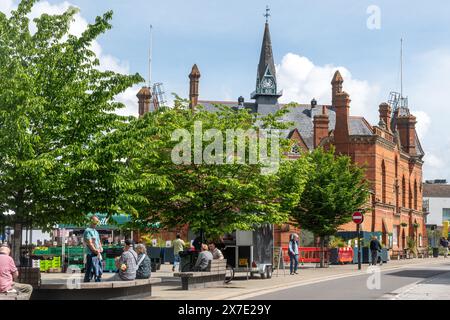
[264,5,271,23]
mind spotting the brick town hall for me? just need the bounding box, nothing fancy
[136,14,427,250]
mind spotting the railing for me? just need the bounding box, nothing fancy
[282,247,330,264]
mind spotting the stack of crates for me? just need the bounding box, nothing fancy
[67,246,84,270]
[52,256,61,268]
[39,259,52,272]
[48,247,62,256]
[33,247,49,255]
[104,258,116,272]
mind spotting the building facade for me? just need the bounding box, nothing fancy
[423,181,450,227]
[137,18,427,250]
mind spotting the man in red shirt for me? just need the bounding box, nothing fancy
[0,244,33,299]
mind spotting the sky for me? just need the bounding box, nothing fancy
[1,0,450,181]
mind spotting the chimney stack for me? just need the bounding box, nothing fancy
[397,114,417,155]
[379,103,392,132]
[137,86,152,117]
[189,64,201,110]
[313,106,330,148]
[334,91,351,150]
[331,70,343,107]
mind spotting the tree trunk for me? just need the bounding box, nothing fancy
[12,223,22,266]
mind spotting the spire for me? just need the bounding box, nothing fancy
[257,21,276,83]
[251,7,281,104]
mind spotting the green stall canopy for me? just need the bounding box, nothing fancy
[56,214,160,231]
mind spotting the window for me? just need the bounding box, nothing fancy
[393,226,398,247]
[414,180,418,210]
[443,208,450,223]
[402,176,406,208]
[409,184,413,209]
[395,157,398,178]
[381,160,386,203]
[291,144,301,155]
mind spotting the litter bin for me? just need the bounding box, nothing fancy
[179,250,198,272]
[433,247,439,258]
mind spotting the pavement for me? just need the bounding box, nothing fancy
[39,257,450,300]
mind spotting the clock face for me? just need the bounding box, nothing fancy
[261,77,274,89]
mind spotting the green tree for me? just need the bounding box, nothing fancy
[283,147,370,267]
[0,0,142,244]
[102,97,292,239]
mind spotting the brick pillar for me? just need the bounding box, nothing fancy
[313,106,329,148]
[189,64,201,110]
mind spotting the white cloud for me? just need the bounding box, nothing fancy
[115,85,140,117]
[410,110,431,140]
[0,0,14,16]
[406,49,450,180]
[277,53,381,121]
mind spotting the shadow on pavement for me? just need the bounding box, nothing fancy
[386,269,448,279]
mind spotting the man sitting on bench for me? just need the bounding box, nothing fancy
[193,244,213,271]
[0,245,33,300]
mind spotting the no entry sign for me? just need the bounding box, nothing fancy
[352,212,364,224]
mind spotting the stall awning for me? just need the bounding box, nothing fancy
[56,214,160,231]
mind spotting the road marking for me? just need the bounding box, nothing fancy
[223,260,450,300]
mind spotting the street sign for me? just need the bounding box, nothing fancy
[352,212,364,224]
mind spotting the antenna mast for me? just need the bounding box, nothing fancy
[148,24,153,87]
[400,38,403,99]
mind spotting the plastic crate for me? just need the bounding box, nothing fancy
[48,247,62,255]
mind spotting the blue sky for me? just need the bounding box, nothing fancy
[2,0,450,180]
[37,0,449,101]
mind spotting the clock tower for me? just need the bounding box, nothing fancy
[251,7,282,111]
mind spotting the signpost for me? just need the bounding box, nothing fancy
[352,212,364,270]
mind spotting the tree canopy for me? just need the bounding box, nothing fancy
[0,0,142,228]
[99,97,294,238]
[282,147,370,239]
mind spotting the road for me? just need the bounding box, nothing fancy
[247,261,450,300]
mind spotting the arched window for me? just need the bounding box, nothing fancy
[395,157,398,178]
[402,176,406,208]
[381,160,386,203]
[414,180,418,210]
[409,182,413,209]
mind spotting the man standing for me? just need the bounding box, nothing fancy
[369,236,382,266]
[172,234,185,272]
[83,215,103,282]
[288,234,299,275]
[112,240,138,281]
[0,245,33,299]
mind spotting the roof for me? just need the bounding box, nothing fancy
[197,100,374,150]
[423,183,450,198]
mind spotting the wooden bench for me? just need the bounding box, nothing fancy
[31,278,161,300]
[174,259,227,290]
